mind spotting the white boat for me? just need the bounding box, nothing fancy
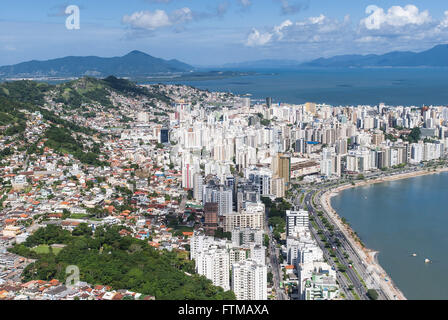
[412,253,417,257]
[425,258,431,263]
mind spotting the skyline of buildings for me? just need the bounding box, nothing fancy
[2,73,448,301]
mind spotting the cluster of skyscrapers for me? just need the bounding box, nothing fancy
[169,95,448,300]
[190,231,267,300]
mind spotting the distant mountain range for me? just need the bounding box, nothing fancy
[218,44,448,69]
[0,51,194,78]
[1,44,447,79]
[302,44,448,68]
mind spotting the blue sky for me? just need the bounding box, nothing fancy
[1,0,448,66]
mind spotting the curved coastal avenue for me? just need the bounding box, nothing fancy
[320,166,448,300]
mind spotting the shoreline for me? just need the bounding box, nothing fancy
[320,166,448,300]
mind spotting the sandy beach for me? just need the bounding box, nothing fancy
[320,166,448,300]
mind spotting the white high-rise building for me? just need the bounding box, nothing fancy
[190,234,215,260]
[224,202,265,232]
[232,259,267,300]
[271,177,285,198]
[195,246,230,291]
[211,187,233,216]
[249,244,266,265]
[229,247,249,266]
[286,210,309,236]
[193,173,203,201]
[320,148,334,177]
[286,228,323,266]
[231,227,264,247]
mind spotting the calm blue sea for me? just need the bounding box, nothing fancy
[143,67,448,106]
[331,172,448,300]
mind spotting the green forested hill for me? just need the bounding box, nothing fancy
[10,225,236,300]
[0,80,51,105]
[0,76,172,110]
[0,76,171,166]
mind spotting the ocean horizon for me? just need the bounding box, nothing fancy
[142,67,448,107]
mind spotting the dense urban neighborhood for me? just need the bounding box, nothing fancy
[1,76,448,300]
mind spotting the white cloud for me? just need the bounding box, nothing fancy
[295,14,331,27]
[361,5,431,30]
[238,0,251,8]
[246,28,273,46]
[172,7,193,24]
[123,3,232,33]
[308,14,326,25]
[245,15,349,47]
[354,4,448,47]
[241,5,448,62]
[438,11,448,29]
[245,19,292,46]
[274,19,293,39]
[123,10,172,30]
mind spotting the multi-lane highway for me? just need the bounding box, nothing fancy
[302,191,370,299]
[265,207,288,300]
[265,165,430,300]
[295,169,423,300]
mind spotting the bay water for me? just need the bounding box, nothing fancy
[331,172,448,300]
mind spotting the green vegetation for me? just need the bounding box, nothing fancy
[0,96,27,137]
[9,224,235,300]
[392,163,406,169]
[214,228,232,240]
[267,271,273,284]
[263,234,270,247]
[353,267,367,289]
[31,245,52,255]
[261,197,292,241]
[0,80,51,105]
[256,113,271,126]
[0,79,98,168]
[44,126,105,166]
[367,289,379,300]
[53,77,114,109]
[31,244,63,255]
[336,263,347,272]
[385,133,397,142]
[69,213,90,219]
[262,197,292,219]
[103,76,171,103]
[51,76,172,109]
[407,127,421,143]
[269,216,286,241]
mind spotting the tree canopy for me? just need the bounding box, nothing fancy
[9,225,235,300]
